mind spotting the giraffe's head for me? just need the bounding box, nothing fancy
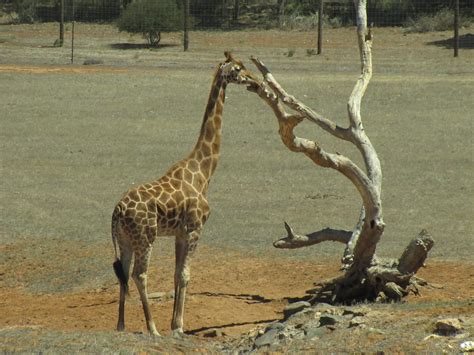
[219,51,259,87]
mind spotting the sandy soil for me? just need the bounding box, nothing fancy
[1,247,472,338]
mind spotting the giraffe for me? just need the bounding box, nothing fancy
[111,52,258,336]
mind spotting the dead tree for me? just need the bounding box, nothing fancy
[245,0,434,303]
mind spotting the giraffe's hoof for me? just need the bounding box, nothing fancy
[116,325,125,332]
[150,330,161,337]
[172,328,184,338]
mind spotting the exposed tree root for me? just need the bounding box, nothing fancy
[306,230,435,304]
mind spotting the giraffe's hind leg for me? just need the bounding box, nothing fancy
[172,229,200,336]
[116,246,132,332]
[132,247,160,336]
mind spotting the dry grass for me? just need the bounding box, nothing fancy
[0,24,473,352]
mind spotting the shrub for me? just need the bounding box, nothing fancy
[191,0,225,29]
[279,12,343,31]
[10,0,37,23]
[405,8,471,33]
[116,0,182,46]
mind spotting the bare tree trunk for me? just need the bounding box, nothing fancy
[233,0,240,25]
[277,0,286,28]
[244,0,434,303]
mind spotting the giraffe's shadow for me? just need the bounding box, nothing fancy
[187,318,279,336]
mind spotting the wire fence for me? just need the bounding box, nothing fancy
[0,0,472,62]
[3,1,472,26]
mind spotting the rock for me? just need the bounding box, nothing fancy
[283,301,311,319]
[349,316,366,328]
[319,313,345,327]
[435,318,463,336]
[383,282,405,300]
[304,325,328,340]
[343,306,370,317]
[313,303,342,315]
[367,327,385,335]
[460,340,474,352]
[254,328,281,348]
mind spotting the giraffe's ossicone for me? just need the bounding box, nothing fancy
[111,52,259,336]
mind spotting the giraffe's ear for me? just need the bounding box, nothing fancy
[224,51,233,61]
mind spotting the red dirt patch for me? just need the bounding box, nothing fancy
[1,252,472,337]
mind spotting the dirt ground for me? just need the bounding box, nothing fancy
[0,255,472,336]
[1,247,473,352]
[1,23,473,352]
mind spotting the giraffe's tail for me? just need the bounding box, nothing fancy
[112,205,129,296]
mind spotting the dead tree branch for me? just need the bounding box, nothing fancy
[243,0,434,303]
[273,222,352,249]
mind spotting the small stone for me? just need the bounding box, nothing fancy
[305,325,328,339]
[313,303,342,315]
[367,327,385,335]
[435,318,463,336]
[254,328,281,348]
[460,340,474,352]
[343,306,370,317]
[349,316,366,328]
[283,301,311,319]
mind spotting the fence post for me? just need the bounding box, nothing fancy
[183,0,189,51]
[233,0,240,25]
[454,0,459,57]
[71,0,75,64]
[317,0,323,55]
[59,0,64,46]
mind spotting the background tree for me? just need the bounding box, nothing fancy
[116,0,182,46]
[245,0,434,304]
[190,0,224,28]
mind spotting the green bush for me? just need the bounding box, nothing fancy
[405,8,471,33]
[279,12,343,31]
[10,0,38,23]
[191,0,225,28]
[116,0,182,46]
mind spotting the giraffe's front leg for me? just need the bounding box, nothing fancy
[172,229,200,336]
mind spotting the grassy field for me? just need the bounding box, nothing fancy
[1,23,473,351]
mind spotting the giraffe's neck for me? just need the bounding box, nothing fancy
[188,67,226,181]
